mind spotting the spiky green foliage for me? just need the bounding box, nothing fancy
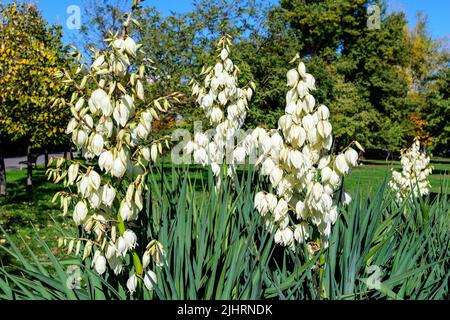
[0,165,449,300]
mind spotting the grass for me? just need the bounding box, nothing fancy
[1,163,448,300]
[344,159,450,195]
[0,166,74,265]
[0,158,449,265]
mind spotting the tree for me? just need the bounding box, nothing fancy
[0,140,5,195]
[77,0,129,51]
[422,55,450,155]
[279,0,380,58]
[404,13,449,154]
[74,0,448,155]
[264,0,437,153]
[0,1,70,193]
[77,0,266,131]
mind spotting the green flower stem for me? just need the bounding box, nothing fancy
[117,212,143,284]
[319,251,326,299]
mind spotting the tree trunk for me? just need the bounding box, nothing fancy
[0,143,6,196]
[385,150,392,162]
[26,147,33,194]
[44,148,49,169]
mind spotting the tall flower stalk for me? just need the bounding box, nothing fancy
[251,55,361,249]
[47,0,178,294]
[186,34,255,182]
[389,139,432,202]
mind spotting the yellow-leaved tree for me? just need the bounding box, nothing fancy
[0,1,70,193]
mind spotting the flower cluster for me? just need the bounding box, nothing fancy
[251,56,360,249]
[48,5,174,294]
[186,35,254,178]
[389,140,432,202]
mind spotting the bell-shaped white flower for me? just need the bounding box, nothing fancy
[275,227,294,247]
[321,167,332,183]
[67,163,79,185]
[298,61,306,77]
[193,148,208,165]
[210,107,223,124]
[312,182,323,201]
[108,255,123,275]
[73,201,88,225]
[266,193,278,212]
[269,166,283,187]
[91,133,104,156]
[126,274,138,294]
[232,147,246,163]
[295,200,306,220]
[111,158,126,178]
[335,154,350,175]
[99,150,114,172]
[296,81,308,98]
[317,105,330,120]
[254,192,268,215]
[143,270,157,290]
[94,252,107,275]
[302,114,315,132]
[91,89,112,116]
[66,118,78,134]
[124,37,137,57]
[101,184,116,207]
[294,223,309,244]
[88,170,101,190]
[329,170,341,187]
[135,123,150,140]
[344,148,358,167]
[74,129,88,148]
[113,103,130,127]
[343,192,352,206]
[141,147,151,162]
[89,190,101,209]
[287,69,299,87]
[123,229,138,250]
[317,120,332,138]
[117,236,128,257]
[119,200,135,221]
[112,38,125,52]
[273,198,288,221]
[220,48,228,61]
[142,251,151,269]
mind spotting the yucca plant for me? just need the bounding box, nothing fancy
[271,178,450,300]
[145,164,275,299]
[1,165,448,300]
[0,164,280,300]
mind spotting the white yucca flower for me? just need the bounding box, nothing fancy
[48,1,174,294]
[251,56,360,250]
[389,140,432,202]
[187,34,255,181]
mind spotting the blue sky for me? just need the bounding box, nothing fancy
[27,0,450,43]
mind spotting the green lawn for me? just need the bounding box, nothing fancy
[0,166,73,264]
[345,159,450,195]
[1,159,449,262]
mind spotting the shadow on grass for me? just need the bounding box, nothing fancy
[431,169,450,176]
[0,168,64,235]
[1,169,59,204]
